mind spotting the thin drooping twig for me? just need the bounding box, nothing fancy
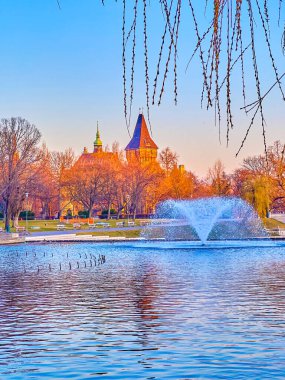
[241,72,285,112]
[128,0,138,130]
[122,0,130,136]
[256,0,285,101]
[240,32,247,110]
[236,104,260,156]
[263,0,270,38]
[185,18,214,72]
[126,18,136,45]
[143,0,152,134]
[216,43,251,99]
[188,0,213,108]
[117,0,285,154]
[173,0,181,105]
[246,0,267,157]
[213,0,226,137]
[157,1,180,106]
[226,0,234,146]
[161,0,178,52]
[152,0,175,105]
[152,20,168,105]
[202,33,214,108]
[278,0,283,26]
[235,0,243,48]
[282,26,285,55]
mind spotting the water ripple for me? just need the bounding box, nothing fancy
[0,243,285,378]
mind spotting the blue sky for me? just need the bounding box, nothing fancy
[0,1,284,175]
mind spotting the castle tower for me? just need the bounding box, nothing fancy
[125,113,158,163]
[93,122,103,153]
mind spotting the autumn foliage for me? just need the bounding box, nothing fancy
[1,117,285,230]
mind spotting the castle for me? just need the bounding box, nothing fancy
[78,113,158,163]
[60,113,159,218]
[125,113,158,163]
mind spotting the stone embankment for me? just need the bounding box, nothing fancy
[0,233,25,245]
[26,234,145,243]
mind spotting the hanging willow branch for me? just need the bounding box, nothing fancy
[282,26,285,54]
[118,0,285,154]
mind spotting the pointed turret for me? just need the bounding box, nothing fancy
[94,122,103,153]
[125,113,158,163]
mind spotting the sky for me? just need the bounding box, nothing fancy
[0,0,285,176]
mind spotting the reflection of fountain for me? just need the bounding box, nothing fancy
[143,197,267,244]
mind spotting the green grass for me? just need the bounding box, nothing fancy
[262,218,285,229]
[0,219,70,232]
[1,217,284,234]
[77,229,142,238]
[0,219,146,233]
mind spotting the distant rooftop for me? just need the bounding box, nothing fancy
[125,114,158,151]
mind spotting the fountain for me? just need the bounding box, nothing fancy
[142,197,268,244]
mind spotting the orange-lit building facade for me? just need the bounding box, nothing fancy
[77,113,158,166]
[60,113,159,217]
[125,113,158,163]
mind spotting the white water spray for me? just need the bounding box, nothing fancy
[143,197,267,244]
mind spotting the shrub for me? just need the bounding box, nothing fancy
[78,210,89,218]
[101,209,116,215]
[19,211,35,220]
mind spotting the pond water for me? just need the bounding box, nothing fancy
[1,241,285,379]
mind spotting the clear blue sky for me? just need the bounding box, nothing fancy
[0,1,284,175]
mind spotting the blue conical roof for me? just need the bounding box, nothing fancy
[125,114,158,150]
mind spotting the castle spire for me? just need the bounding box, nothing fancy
[94,121,103,153]
[125,113,158,163]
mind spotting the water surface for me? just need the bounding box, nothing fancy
[1,242,285,379]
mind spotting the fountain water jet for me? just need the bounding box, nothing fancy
[143,197,268,244]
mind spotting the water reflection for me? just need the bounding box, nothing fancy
[0,243,285,378]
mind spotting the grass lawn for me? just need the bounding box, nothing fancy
[77,229,142,238]
[1,217,282,237]
[0,219,68,232]
[0,219,145,233]
[262,218,285,229]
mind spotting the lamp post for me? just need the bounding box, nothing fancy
[126,195,130,224]
[25,192,29,234]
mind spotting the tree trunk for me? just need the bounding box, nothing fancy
[4,200,11,232]
[12,213,20,228]
[57,192,61,218]
[107,202,111,220]
[5,218,10,232]
[117,206,123,219]
[42,202,48,220]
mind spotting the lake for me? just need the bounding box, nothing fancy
[1,241,285,379]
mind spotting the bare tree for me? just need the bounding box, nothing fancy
[124,161,163,219]
[207,160,231,196]
[62,155,107,217]
[100,157,122,219]
[159,147,179,174]
[50,148,75,180]
[112,141,125,162]
[0,117,41,231]
[50,148,75,217]
[29,145,59,219]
